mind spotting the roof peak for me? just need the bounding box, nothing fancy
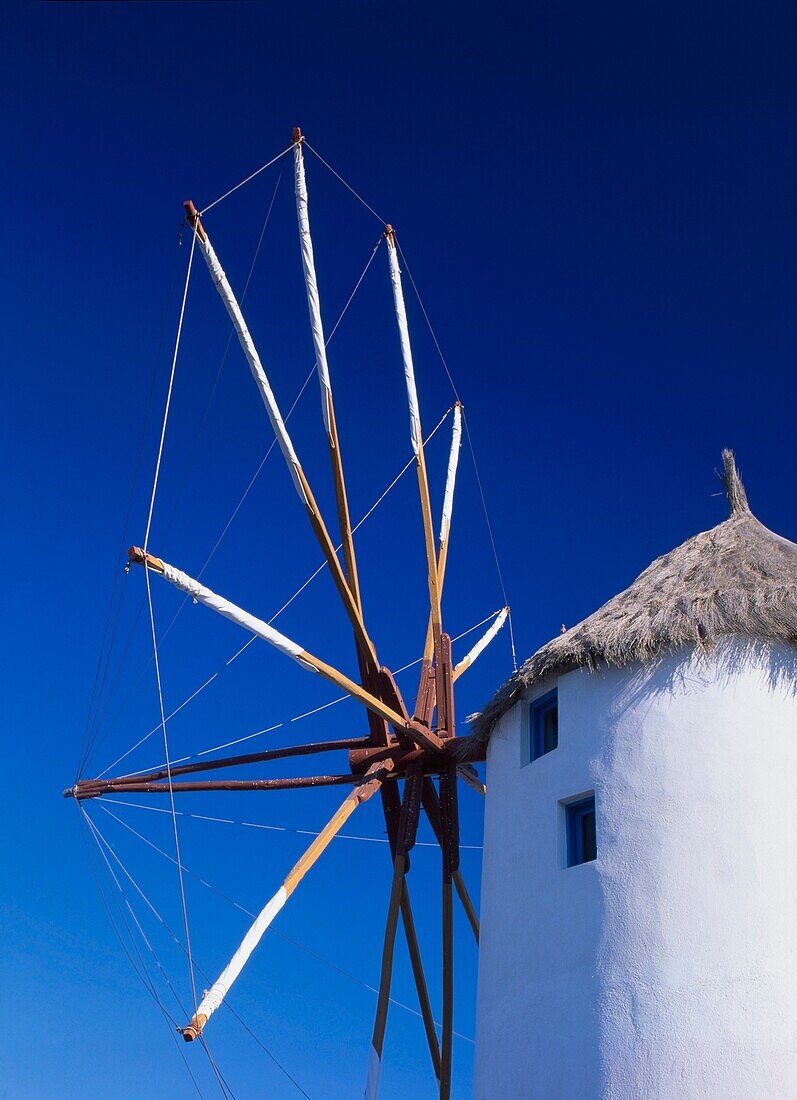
[721,449,750,517]
[463,449,797,757]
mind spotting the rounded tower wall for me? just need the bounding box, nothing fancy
[474,638,797,1099]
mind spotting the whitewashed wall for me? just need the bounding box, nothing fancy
[474,639,797,1099]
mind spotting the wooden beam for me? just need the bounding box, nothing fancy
[440,876,454,1100]
[368,768,423,1095]
[379,785,442,1084]
[400,886,442,1083]
[421,776,479,943]
[72,774,361,799]
[183,759,393,1041]
[434,632,455,741]
[87,737,372,788]
[438,767,459,1099]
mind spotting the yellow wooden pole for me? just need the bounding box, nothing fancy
[183,759,394,1041]
[385,227,442,643]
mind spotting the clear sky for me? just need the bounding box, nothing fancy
[3,2,797,1098]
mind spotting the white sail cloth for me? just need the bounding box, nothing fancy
[440,403,462,544]
[194,886,288,1024]
[454,607,509,679]
[386,242,422,456]
[293,142,333,433]
[160,563,313,671]
[193,226,308,506]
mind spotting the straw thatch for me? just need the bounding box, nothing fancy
[461,451,797,758]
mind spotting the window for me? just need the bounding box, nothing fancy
[566,795,597,867]
[530,690,558,761]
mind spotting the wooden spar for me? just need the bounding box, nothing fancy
[452,869,480,945]
[292,132,390,749]
[183,201,378,669]
[75,737,372,790]
[440,875,454,1100]
[293,129,362,615]
[423,402,463,662]
[438,767,459,1100]
[74,774,361,799]
[385,227,442,649]
[367,766,423,1097]
[69,744,463,801]
[379,785,442,1083]
[432,626,458,1099]
[435,632,456,742]
[182,758,394,1042]
[421,777,480,943]
[126,548,443,753]
[400,887,442,1081]
[413,659,437,726]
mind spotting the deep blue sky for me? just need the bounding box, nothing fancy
[3,3,797,1098]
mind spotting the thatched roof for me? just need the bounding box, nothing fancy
[463,451,797,757]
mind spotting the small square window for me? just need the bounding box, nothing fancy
[530,690,558,761]
[566,795,597,867]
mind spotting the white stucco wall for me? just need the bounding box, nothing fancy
[474,639,797,1099]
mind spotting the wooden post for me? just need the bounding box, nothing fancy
[438,766,459,1099]
[422,777,479,943]
[379,784,442,1083]
[368,766,423,1095]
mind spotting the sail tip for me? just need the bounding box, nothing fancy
[183,200,206,242]
[127,546,166,574]
[181,1013,207,1043]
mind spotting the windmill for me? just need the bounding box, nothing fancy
[65,129,509,1098]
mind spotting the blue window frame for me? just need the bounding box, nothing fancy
[530,689,558,761]
[566,795,597,867]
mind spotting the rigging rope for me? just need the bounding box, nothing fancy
[84,810,192,1019]
[395,238,519,671]
[97,802,476,1046]
[200,143,294,216]
[81,187,283,774]
[86,812,239,1100]
[94,405,452,780]
[78,812,207,1098]
[142,227,200,1018]
[157,171,285,576]
[189,235,383,587]
[87,806,310,1098]
[77,232,186,781]
[84,237,384,776]
[101,799,484,850]
[303,142,386,225]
